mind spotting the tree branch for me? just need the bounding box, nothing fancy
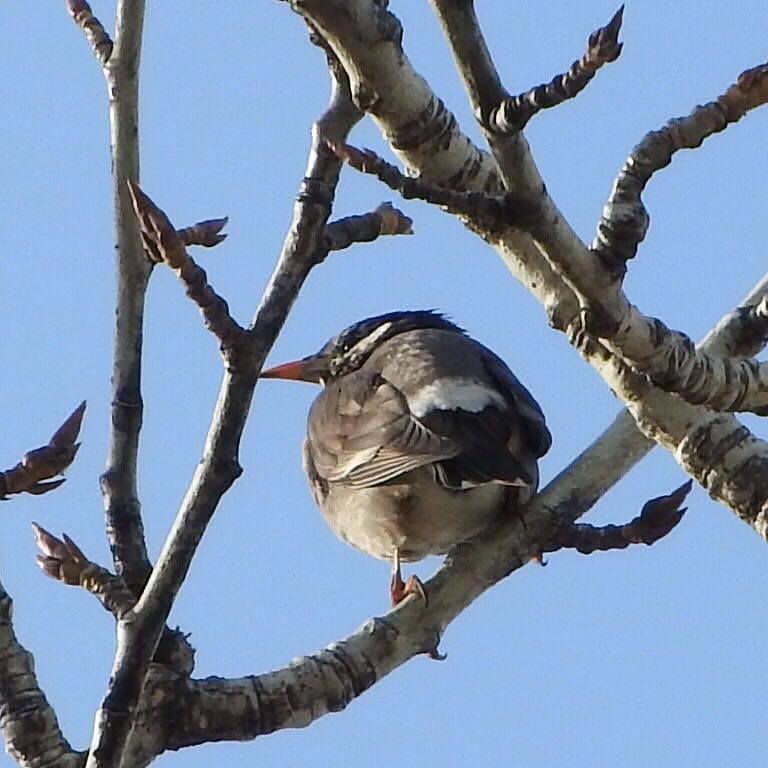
[490,5,624,134]
[124,402,661,758]
[323,202,413,252]
[127,181,246,354]
[546,480,691,555]
[33,525,136,619]
[328,141,525,229]
[106,268,768,758]
[0,402,85,499]
[0,574,84,768]
[294,0,768,540]
[67,0,113,65]
[83,48,363,768]
[73,0,154,598]
[705,285,768,359]
[594,62,768,276]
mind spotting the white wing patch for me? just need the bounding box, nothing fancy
[407,377,507,417]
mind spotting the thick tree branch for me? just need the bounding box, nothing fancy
[294,0,768,540]
[83,52,363,768]
[129,403,658,757]
[532,64,768,415]
[0,574,84,768]
[134,285,768,756]
[114,271,768,758]
[286,0,583,333]
[429,3,768,420]
[333,138,768,419]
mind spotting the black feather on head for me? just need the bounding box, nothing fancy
[319,310,464,378]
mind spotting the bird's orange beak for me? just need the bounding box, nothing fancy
[260,360,307,380]
[260,355,328,384]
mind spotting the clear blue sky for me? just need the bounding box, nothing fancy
[3,2,767,766]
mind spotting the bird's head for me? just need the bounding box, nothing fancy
[260,310,464,385]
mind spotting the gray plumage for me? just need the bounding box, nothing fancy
[263,312,550,566]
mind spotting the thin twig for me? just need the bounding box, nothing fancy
[0,402,85,499]
[128,181,246,353]
[98,0,153,598]
[546,480,691,554]
[176,217,229,248]
[33,525,136,619]
[328,140,539,232]
[593,62,768,276]
[67,0,113,66]
[323,203,413,253]
[491,6,624,133]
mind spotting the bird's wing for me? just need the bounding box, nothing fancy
[419,404,535,489]
[480,348,552,459]
[307,371,460,488]
[402,344,550,490]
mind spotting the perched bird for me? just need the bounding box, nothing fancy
[261,311,551,605]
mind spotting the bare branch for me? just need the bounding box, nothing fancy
[176,217,229,248]
[594,62,768,276]
[115,272,768,758]
[328,140,538,232]
[93,0,153,597]
[706,286,768,359]
[84,50,363,768]
[429,6,768,416]
[33,525,137,621]
[294,1,768,539]
[287,0,502,192]
[128,405,660,758]
[490,6,624,134]
[128,180,246,353]
[323,203,413,253]
[0,402,85,499]
[67,0,113,66]
[333,137,768,417]
[547,480,691,555]
[0,575,84,767]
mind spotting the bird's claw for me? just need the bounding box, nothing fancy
[390,573,428,607]
[529,551,547,567]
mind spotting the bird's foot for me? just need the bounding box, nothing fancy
[529,551,547,566]
[389,571,427,607]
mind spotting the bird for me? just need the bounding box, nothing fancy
[260,310,551,606]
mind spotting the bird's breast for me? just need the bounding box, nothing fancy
[315,466,506,562]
